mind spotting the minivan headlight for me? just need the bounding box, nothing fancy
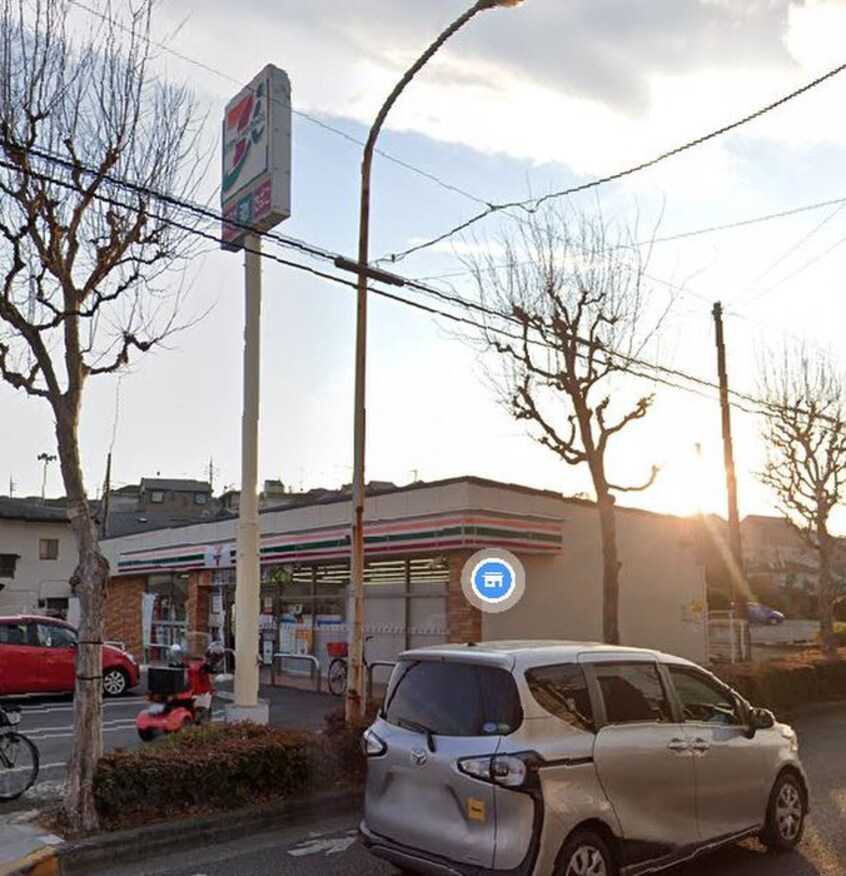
[362,727,387,757]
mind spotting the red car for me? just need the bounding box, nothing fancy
[0,614,140,697]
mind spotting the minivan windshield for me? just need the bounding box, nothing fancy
[383,659,522,736]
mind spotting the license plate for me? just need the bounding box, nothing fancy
[147,703,166,715]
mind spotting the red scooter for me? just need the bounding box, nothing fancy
[137,639,224,742]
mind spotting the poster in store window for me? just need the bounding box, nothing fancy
[141,593,157,647]
[295,615,313,655]
[279,614,296,654]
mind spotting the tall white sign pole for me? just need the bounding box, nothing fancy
[233,233,262,713]
[221,66,291,724]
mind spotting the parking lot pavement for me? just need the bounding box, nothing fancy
[749,619,819,645]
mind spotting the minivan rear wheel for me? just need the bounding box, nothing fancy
[760,771,806,852]
[557,829,616,876]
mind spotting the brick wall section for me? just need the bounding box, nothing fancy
[187,570,211,634]
[447,551,482,643]
[104,575,145,657]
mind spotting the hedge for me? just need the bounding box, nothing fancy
[713,649,846,714]
[94,708,374,829]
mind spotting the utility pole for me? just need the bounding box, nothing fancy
[712,302,746,613]
[100,452,112,539]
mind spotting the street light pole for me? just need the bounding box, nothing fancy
[346,0,524,721]
[37,452,56,500]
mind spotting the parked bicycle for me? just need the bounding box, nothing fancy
[326,635,374,697]
[0,703,39,802]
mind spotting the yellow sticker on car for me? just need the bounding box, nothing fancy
[468,798,486,822]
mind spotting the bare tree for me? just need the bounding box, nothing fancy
[466,207,665,644]
[0,0,204,831]
[758,345,846,658]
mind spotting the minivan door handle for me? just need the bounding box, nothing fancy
[667,738,689,752]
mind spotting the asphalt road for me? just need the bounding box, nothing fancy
[80,703,846,876]
[9,693,151,796]
[5,681,339,805]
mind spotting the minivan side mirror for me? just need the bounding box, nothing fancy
[745,707,775,738]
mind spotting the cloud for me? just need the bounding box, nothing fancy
[240,0,796,111]
[149,0,841,188]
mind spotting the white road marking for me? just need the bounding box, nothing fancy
[24,711,225,740]
[17,697,145,716]
[288,834,358,857]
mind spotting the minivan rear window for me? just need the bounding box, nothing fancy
[383,659,523,736]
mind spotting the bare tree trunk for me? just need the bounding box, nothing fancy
[817,518,836,659]
[597,491,621,644]
[56,399,107,833]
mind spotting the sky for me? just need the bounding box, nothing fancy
[5,0,846,531]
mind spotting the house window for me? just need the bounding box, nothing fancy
[0,554,17,578]
[150,490,164,504]
[194,493,208,505]
[39,538,59,560]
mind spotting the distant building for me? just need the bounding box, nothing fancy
[0,498,76,616]
[101,478,225,538]
[740,514,846,597]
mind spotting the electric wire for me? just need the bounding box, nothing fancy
[384,58,846,265]
[64,0,493,209]
[0,140,836,431]
[412,194,846,283]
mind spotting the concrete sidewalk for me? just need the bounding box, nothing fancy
[0,682,348,876]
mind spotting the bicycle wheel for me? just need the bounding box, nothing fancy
[327,658,348,696]
[0,732,39,801]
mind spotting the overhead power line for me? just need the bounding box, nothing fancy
[65,0,492,209]
[2,135,837,433]
[384,57,846,265]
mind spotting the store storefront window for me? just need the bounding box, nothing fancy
[146,573,188,661]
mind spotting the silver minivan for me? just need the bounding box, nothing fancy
[360,641,808,876]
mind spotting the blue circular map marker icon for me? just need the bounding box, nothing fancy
[471,558,515,604]
[462,548,525,614]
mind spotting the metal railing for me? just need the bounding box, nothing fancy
[272,652,322,693]
[708,612,751,663]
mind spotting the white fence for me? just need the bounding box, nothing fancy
[708,611,751,663]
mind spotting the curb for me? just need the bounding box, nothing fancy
[58,788,361,875]
[0,845,60,876]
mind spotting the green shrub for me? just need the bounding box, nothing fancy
[94,714,371,828]
[713,652,846,714]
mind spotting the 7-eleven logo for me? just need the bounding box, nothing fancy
[223,81,266,195]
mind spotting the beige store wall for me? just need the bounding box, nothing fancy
[480,496,707,663]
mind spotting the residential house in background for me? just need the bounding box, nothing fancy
[0,498,76,616]
[101,478,223,538]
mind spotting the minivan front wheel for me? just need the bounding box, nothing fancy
[557,829,616,876]
[760,771,807,852]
